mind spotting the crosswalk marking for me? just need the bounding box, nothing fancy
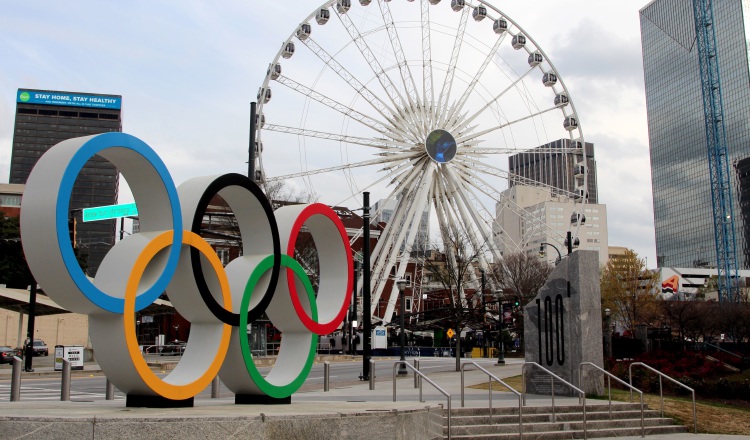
[0,384,125,401]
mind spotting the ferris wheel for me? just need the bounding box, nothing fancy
[255,0,588,325]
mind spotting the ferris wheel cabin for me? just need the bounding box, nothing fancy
[451,0,465,12]
[493,18,508,34]
[296,23,312,40]
[316,9,330,25]
[282,42,295,59]
[528,51,543,67]
[564,115,578,131]
[512,34,526,49]
[472,6,487,21]
[542,72,558,87]
[554,92,569,107]
[336,0,351,13]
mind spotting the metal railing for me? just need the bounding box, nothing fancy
[703,342,744,361]
[461,361,522,440]
[579,362,644,438]
[392,361,452,440]
[629,362,697,434]
[522,362,588,440]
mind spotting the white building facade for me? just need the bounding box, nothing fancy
[495,185,609,267]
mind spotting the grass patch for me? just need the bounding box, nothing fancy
[470,375,750,435]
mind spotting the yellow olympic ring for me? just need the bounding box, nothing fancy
[123,230,232,400]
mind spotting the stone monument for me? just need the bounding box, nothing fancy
[524,250,603,396]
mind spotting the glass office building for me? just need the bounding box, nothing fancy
[640,0,750,269]
[11,89,122,275]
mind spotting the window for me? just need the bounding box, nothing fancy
[404,297,412,312]
[216,247,229,266]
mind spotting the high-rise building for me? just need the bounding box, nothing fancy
[10,88,122,275]
[494,185,609,267]
[640,0,750,269]
[509,139,598,204]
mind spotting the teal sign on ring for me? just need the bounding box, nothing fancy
[83,202,138,222]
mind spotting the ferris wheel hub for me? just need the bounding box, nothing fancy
[425,129,457,163]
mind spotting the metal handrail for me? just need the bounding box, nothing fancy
[522,362,588,440]
[703,342,744,361]
[461,361,522,440]
[579,362,644,438]
[629,362,697,434]
[393,361,452,440]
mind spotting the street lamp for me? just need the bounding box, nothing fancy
[539,242,562,265]
[396,278,408,376]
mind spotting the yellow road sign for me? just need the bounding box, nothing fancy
[446,328,455,338]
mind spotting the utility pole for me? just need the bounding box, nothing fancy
[362,192,372,380]
[248,102,257,181]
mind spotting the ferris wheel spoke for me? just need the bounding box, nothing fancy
[431,182,469,307]
[451,66,535,133]
[335,11,414,126]
[460,146,580,155]
[296,37,416,140]
[449,168,531,259]
[368,168,433,309]
[265,153,415,183]
[264,124,418,150]
[456,155,578,200]
[375,170,435,323]
[455,104,560,145]
[444,35,506,128]
[436,6,470,128]
[274,75,398,139]
[441,168,496,274]
[452,162,566,243]
[378,0,421,116]
[421,0,434,132]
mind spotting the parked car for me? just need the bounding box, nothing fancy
[24,339,48,356]
[0,346,23,364]
[158,340,186,356]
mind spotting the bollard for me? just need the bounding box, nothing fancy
[496,342,505,365]
[61,359,71,401]
[413,359,420,388]
[105,378,115,400]
[11,356,22,402]
[369,359,375,390]
[211,376,220,398]
[324,361,330,392]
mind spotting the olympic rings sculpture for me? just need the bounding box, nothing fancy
[20,132,353,403]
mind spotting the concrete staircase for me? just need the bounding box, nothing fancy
[443,402,688,439]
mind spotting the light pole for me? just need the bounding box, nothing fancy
[480,269,487,358]
[539,242,562,265]
[349,260,359,356]
[396,278,408,376]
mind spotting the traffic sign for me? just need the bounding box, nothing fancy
[446,328,455,338]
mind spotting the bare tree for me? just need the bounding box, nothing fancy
[420,226,485,371]
[491,251,552,344]
[263,180,317,209]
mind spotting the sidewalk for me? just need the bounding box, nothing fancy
[2,356,749,440]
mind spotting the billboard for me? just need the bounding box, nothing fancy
[17,89,121,110]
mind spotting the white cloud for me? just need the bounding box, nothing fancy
[0,0,658,265]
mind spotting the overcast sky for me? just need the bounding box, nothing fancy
[0,0,656,265]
